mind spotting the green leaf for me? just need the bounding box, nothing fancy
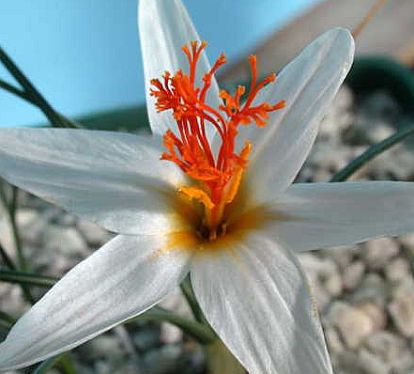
[33,353,77,374]
[331,118,414,182]
[0,184,35,303]
[127,305,216,345]
[180,275,205,322]
[33,356,61,374]
[0,242,16,270]
[0,46,79,129]
[0,269,57,288]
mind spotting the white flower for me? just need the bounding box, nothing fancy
[0,1,414,373]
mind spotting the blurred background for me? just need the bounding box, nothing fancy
[2,0,414,373]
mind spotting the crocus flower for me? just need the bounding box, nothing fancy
[1,0,414,373]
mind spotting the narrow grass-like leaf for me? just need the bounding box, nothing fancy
[331,119,414,182]
[0,186,34,303]
[127,305,216,344]
[180,275,204,322]
[0,242,15,270]
[0,46,79,128]
[0,270,57,288]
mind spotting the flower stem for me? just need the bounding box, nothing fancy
[0,241,16,270]
[180,274,204,322]
[0,269,58,288]
[8,187,30,273]
[330,118,414,182]
[0,185,34,303]
[127,305,216,345]
[0,79,32,103]
[0,46,80,129]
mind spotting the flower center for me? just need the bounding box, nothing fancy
[150,41,285,241]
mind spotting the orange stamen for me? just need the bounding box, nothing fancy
[150,41,285,239]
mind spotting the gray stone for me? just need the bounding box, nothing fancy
[388,280,414,337]
[300,254,342,296]
[327,302,376,349]
[56,213,77,226]
[392,353,414,374]
[133,328,160,351]
[94,360,112,374]
[363,238,399,270]
[336,351,362,374]
[358,302,387,331]
[76,220,112,247]
[16,208,47,246]
[143,345,182,374]
[385,257,410,283]
[325,327,344,355]
[357,349,390,374]
[365,331,406,362]
[398,233,414,252]
[351,273,388,307]
[0,283,28,316]
[328,245,357,270]
[79,335,124,361]
[160,323,183,344]
[366,122,394,144]
[343,261,365,290]
[44,225,89,257]
[16,208,39,227]
[115,362,144,374]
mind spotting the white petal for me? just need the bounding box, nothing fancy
[242,28,354,204]
[139,0,220,141]
[0,128,185,235]
[0,234,191,371]
[191,233,332,374]
[268,181,414,252]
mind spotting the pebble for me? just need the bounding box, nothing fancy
[143,345,182,374]
[76,220,112,247]
[357,349,390,374]
[79,335,124,361]
[133,328,160,351]
[358,302,387,331]
[327,302,375,349]
[342,261,365,290]
[399,233,414,254]
[364,331,405,362]
[385,257,411,283]
[160,323,183,345]
[16,209,47,246]
[44,225,89,257]
[363,238,399,270]
[350,273,388,307]
[388,280,414,337]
